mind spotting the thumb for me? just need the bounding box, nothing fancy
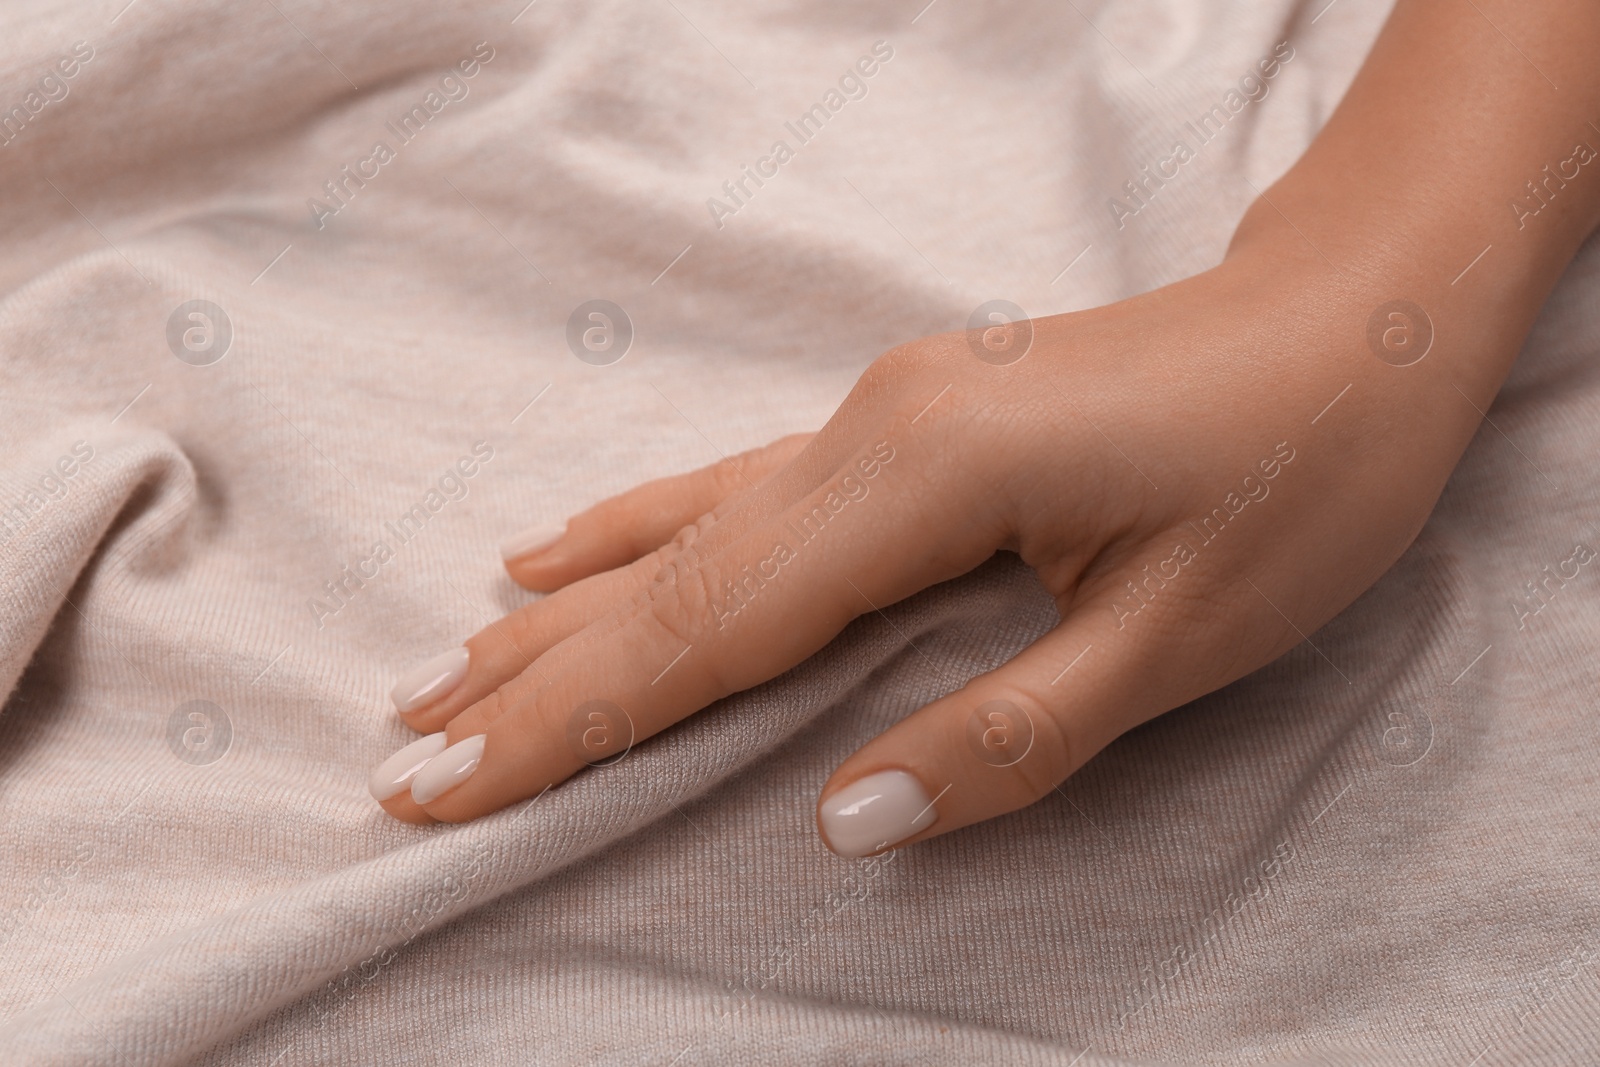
[814,595,1161,858]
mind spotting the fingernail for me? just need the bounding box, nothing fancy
[819,770,939,858]
[411,734,486,805]
[500,521,566,562]
[390,647,470,714]
[368,732,449,802]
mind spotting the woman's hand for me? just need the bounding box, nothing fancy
[366,229,1484,855]
[368,0,1600,852]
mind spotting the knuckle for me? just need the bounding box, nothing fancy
[664,511,715,556]
[969,687,1075,803]
[497,603,546,659]
[623,513,709,586]
[627,514,731,663]
[709,453,754,498]
[861,339,994,443]
[465,688,510,731]
[644,559,711,645]
[638,547,732,691]
[866,340,942,387]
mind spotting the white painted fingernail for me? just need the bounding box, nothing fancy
[390,647,470,714]
[368,732,449,801]
[411,734,486,805]
[819,770,939,858]
[500,521,566,562]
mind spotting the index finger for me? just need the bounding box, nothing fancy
[405,429,994,824]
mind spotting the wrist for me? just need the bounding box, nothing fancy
[1221,171,1563,397]
[1194,233,1506,494]
[1217,0,1600,393]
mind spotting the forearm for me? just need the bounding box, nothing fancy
[1230,0,1600,384]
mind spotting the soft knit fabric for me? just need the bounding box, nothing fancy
[1,0,1597,1063]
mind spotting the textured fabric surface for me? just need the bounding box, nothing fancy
[1,0,1597,1063]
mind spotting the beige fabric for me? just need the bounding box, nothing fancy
[2,0,1597,1063]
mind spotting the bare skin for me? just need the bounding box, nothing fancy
[373,0,1600,855]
